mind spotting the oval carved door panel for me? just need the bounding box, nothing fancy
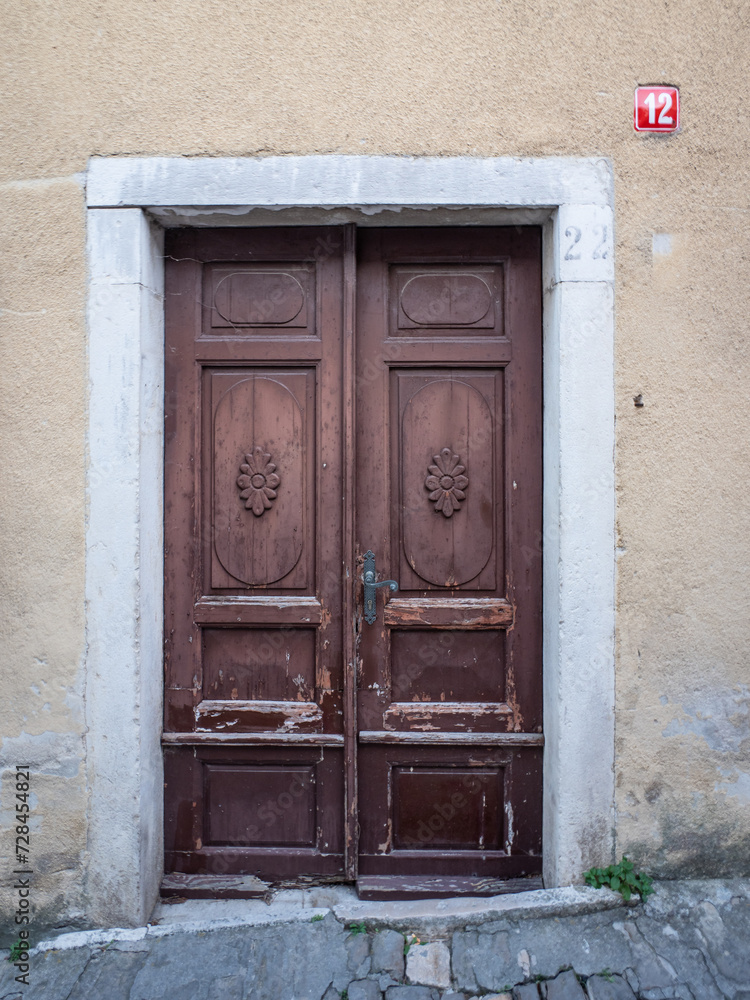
[400,375,497,588]
[400,273,493,327]
[390,264,504,335]
[212,372,310,588]
[206,264,314,332]
[214,271,305,326]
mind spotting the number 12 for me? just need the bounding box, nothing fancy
[644,91,673,125]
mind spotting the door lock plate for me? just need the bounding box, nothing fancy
[362,549,398,625]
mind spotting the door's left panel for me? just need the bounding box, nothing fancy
[164,228,346,879]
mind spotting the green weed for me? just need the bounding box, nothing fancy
[7,940,27,963]
[404,934,420,955]
[584,856,653,901]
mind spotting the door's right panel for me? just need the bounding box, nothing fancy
[356,228,543,880]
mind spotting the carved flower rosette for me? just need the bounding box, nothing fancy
[237,446,280,516]
[425,447,469,517]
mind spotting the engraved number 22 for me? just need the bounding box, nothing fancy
[644,91,673,126]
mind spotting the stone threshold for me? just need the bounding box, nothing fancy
[29,884,629,956]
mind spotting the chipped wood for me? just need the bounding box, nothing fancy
[383,597,514,629]
[356,874,543,900]
[383,701,513,732]
[194,597,323,626]
[162,732,344,745]
[358,730,543,745]
[196,699,323,733]
[160,872,271,900]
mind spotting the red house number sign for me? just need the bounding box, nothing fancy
[634,87,680,132]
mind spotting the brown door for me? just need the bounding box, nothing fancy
[355,229,542,896]
[163,225,542,895]
[163,227,349,884]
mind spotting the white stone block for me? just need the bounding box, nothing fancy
[406,941,452,988]
[87,155,613,210]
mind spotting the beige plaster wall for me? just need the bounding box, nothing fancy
[1,0,748,931]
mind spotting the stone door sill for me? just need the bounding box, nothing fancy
[151,883,630,936]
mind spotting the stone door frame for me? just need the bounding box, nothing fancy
[85,155,615,925]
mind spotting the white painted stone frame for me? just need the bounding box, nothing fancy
[86,155,615,926]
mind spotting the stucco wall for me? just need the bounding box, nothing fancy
[1,0,748,933]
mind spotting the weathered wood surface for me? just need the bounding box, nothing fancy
[163,225,542,892]
[384,597,514,628]
[163,732,345,745]
[356,875,544,901]
[359,730,543,745]
[160,872,270,900]
[342,223,358,879]
[164,228,347,881]
[194,597,323,625]
[356,228,543,883]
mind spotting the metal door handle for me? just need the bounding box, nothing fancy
[362,549,398,625]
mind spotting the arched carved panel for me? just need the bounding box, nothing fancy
[400,376,496,588]
[212,373,307,587]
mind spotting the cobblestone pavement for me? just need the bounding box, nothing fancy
[1,880,748,999]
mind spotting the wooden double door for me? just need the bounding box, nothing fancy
[163,225,543,897]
